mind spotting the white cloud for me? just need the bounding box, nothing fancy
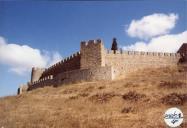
[0,36,62,75]
[123,30,187,53]
[126,13,178,39]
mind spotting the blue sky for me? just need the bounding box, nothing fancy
[0,0,187,97]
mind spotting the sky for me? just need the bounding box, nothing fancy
[0,0,187,97]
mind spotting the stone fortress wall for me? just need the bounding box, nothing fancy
[41,52,81,78]
[27,39,114,91]
[80,39,105,69]
[105,50,180,77]
[18,39,186,93]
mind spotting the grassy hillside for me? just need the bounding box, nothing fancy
[0,65,187,128]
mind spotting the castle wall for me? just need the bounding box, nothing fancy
[55,66,113,85]
[80,39,105,69]
[31,67,46,82]
[40,52,81,78]
[28,75,54,90]
[17,84,29,95]
[105,50,180,76]
[28,66,113,90]
[26,40,186,92]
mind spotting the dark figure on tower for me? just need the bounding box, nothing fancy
[111,38,118,54]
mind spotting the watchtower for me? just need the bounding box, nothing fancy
[31,67,45,83]
[80,39,105,69]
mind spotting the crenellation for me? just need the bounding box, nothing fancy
[81,39,103,48]
[67,57,70,60]
[123,51,129,55]
[170,53,175,57]
[109,50,113,54]
[80,39,105,69]
[105,49,182,59]
[58,62,61,66]
[164,53,168,56]
[88,40,94,44]
[40,50,81,79]
[45,68,48,72]
[128,51,132,55]
[153,52,158,56]
[116,50,120,54]
[23,39,186,92]
[147,52,152,55]
[173,53,178,57]
[134,51,139,55]
[96,39,102,43]
[81,41,86,45]
[158,52,163,56]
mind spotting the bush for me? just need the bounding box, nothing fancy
[161,93,187,105]
[121,107,134,113]
[89,92,116,103]
[159,81,185,88]
[122,91,146,102]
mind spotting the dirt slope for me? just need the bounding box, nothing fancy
[0,65,187,128]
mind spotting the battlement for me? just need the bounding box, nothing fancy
[28,75,55,90]
[32,67,46,70]
[47,51,80,70]
[32,75,53,84]
[41,51,81,78]
[81,39,102,47]
[80,39,105,69]
[22,39,186,92]
[106,50,180,57]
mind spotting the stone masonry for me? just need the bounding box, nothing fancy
[17,39,187,94]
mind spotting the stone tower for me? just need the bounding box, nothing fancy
[31,67,45,83]
[80,39,105,69]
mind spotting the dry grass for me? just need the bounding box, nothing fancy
[121,106,134,113]
[89,92,117,103]
[122,91,146,102]
[0,65,187,128]
[159,81,186,88]
[161,93,187,105]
